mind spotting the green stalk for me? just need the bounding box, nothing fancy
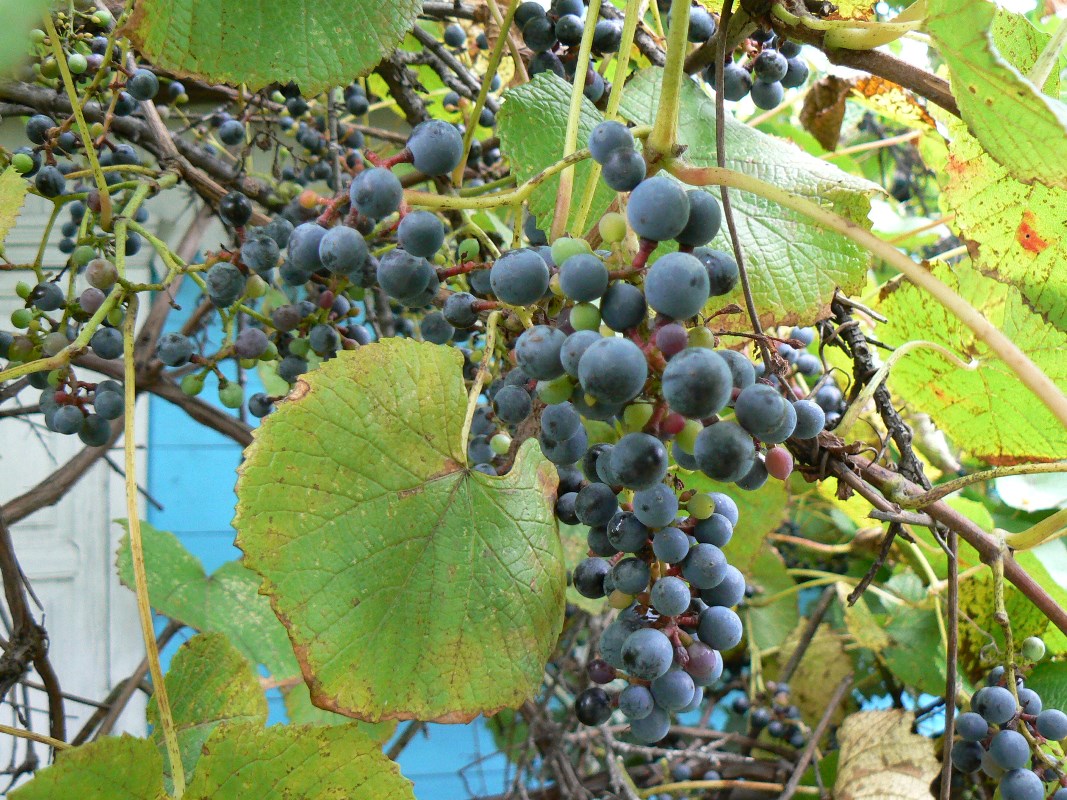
[550,0,604,240]
[645,0,690,161]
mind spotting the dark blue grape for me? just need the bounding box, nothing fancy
[955,711,989,742]
[126,69,159,101]
[644,252,710,320]
[444,23,467,46]
[31,281,64,311]
[734,383,789,439]
[619,684,654,720]
[612,557,651,594]
[573,557,611,598]
[973,686,1017,725]
[578,337,648,404]
[35,166,66,198]
[1037,709,1067,740]
[607,511,650,552]
[753,50,788,82]
[722,63,753,100]
[629,706,670,743]
[694,514,733,547]
[350,167,403,219]
[561,330,601,377]
[694,421,755,483]
[540,427,588,465]
[662,347,732,418]
[652,527,690,563]
[652,668,696,711]
[542,401,581,441]
[651,576,691,616]
[205,262,246,307]
[627,177,690,241]
[529,51,566,77]
[999,769,1044,800]
[555,14,584,45]
[494,384,532,424]
[93,390,124,420]
[408,120,464,175]
[675,190,722,247]
[751,80,784,110]
[240,234,280,275]
[695,247,739,296]
[218,119,245,145]
[588,121,634,164]
[593,19,622,51]
[781,58,809,89]
[559,253,609,301]
[79,414,111,446]
[576,482,619,527]
[697,604,742,648]
[621,627,675,680]
[90,327,123,359]
[444,292,479,329]
[376,249,436,303]
[26,114,54,145]
[515,325,567,380]
[989,730,1030,770]
[318,225,368,274]
[600,281,648,331]
[52,405,85,435]
[490,248,550,305]
[398,211,445,258]
[700,564,745,608]
[609,432,668,490]
[688,6,716,41]
[601,146,647,192]
[632,483,678,528]
[522,16,557,51]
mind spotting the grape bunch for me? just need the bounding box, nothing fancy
[731,681,808,748]
[950,642,1067,800]
[702,31,810,111]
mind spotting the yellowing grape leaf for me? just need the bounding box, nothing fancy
[834,711,938,800]
[876,260,1067,463]
[926,0,1067,188]
[234,338,565,723]
[9,736,164,800]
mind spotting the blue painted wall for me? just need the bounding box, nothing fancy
[147,277,509,798]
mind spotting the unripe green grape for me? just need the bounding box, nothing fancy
[458,238,480,262]
[245,274,267,298]
[89,122,105,139]
[11,153,34,174]
[11,308,33,328]
[584,418,615,445]
[549,273,564,297]
[240,357,257,369]
[271,90,286,103]
[260,341,279,361]
[28,28,45,43]
[41,331,68,356]
[687,327,715,349]
[218,382,244,408]
[177,374,203,397]
[598,212,627,244]
[40,58,59,79]
[1022,636,1046,662]
[623,402,654,432]
[71,245,96,268]
[570,302,601,331]
[490,433,511,455]
[47,368,67,388]
[687,493,715,519]
[15,281,31,299]
[289,338,311,358]
[92,8,114,26]
[107,308,124,326]
[67,52,88,74]
[537,374,574,405]
[550,236,592,265]
[677,419,702,453]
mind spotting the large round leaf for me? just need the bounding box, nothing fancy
[234,339,564,722]
[123,0,422,95]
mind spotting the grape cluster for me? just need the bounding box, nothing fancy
[950,642,1067,800]
[731,681,807,748]
[702,31,809,111]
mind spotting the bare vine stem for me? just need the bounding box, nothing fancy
[645,0,689,160]
[894,461,1067,509]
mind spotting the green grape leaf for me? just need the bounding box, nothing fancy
[876,259,1067,463]
[0,166,27,250]
[497,72,616,235]
[183,722,413,799]
[123,0,422,95]
[773,627,854,726]
[116,522,299,679]
[147,633,267,784]
[1013,546,1067,655]
[926,0,1067,189]
[9,736,164,800]
[619,68,881,327]
[0,1,50,77]
[10,723,413,800]
[1024,661,1067,712]
[234,338,565,723]
[281,682,398,743]
[883,607,947,695]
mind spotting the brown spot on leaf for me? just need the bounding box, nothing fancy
[289,379,311,402]
[1016,211,1049,254]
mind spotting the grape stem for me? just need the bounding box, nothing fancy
[571,0,645,234]
[1004,507,1067,551]
[460,310,501,456]
[451,0,521,186]
[891,461,1067,510]
[551,0,604,240]
[667,161,1067,431]
[645,0,690,161]
[43,14,113,231]
[122,291,186,796]
[0,723,69,751]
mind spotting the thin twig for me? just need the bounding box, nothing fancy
[778,674,853,800]
[779,585,835,685]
